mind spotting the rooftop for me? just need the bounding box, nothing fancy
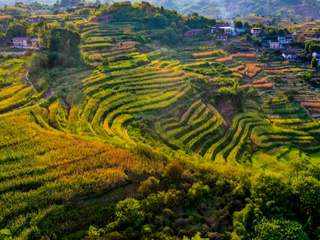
[13,37,28,40]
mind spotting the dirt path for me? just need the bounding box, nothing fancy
[125,126,136,144]
[25,71,38,94]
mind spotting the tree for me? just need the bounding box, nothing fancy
[6,20,30,37]
[311,57,318,68]
[244,22,250,28]
[183,232,209,240]
[278,29,285,36]
[137,177,160,198]
[0,229,12,240]
[48,28,81,67]
[164,161,183,183]
[53,9,59,15]
[252,218,309,240]
[0,30,4,41]
[234,20,243,29]
[29,52,49,77]
[111,198,145,229]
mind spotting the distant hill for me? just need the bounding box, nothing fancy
[147,0,320,22]
[1,0,320,22]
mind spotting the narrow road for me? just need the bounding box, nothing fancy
[25,71,38,94]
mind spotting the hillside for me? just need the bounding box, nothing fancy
[147,0,320,21]
[1,1,320,240]
[2,0,320,21]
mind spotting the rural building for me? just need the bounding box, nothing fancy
[13,37,30,48]
[211,26,220,33]
[278,36,292,44]
[29,17,40,24]
[185,29,203,37]
[292,31,302,36]
[30,38,40,48]
[251,28,262,36]
[312,52,320,65]
[236,28,246,34]
[220,26,234,35]
[269,40,282,49]
[217,34,228,42]
[282,52,296,61]
[12,37,40,49]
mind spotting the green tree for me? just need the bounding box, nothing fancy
[164,161,184,183]
[244,22,250,28]
[48,28,81,67]
[252,218,309,240]
[0,229,12,240]
[6,20,30,37]
[137,177,160,198]
[234,20,243,29]
[107,198,145,230]
[183,232,209,240]
[311,57,318,68]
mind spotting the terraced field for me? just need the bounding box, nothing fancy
[2,21,320,170]
[0,58,37,113]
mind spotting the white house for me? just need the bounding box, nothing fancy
[282,52,296,61]
[278,36,292,45]
[12,37,30,48]
[269,40,282,49]
[251,28,262,36]
[312,52,320,66]
[219,27,234,35]
[217,34,228,42]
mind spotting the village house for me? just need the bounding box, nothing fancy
[13,37,30,48]
[269,40,282,49]
[29,17,40,24]
[185,29,203,37]
[219,26,234,35]
[12,37,40,49]
[251,28,262,36]
[211,26,220,34]
[292,31,302,36]
[278,36,292,45]
[282,52,296,61]
[217,34,228,42]
[30,38,40,48]
[236,28,247,34]
[312,52,320,66]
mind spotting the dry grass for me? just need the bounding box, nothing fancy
[216,53,255,62]
[252,79,268,84]
[0,15,10,20]
[239,63,264,78]
[302,102,320,108]
[192,50,227,58]
[253,83,273,89]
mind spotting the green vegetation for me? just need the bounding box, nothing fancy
[0,1,320,240]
